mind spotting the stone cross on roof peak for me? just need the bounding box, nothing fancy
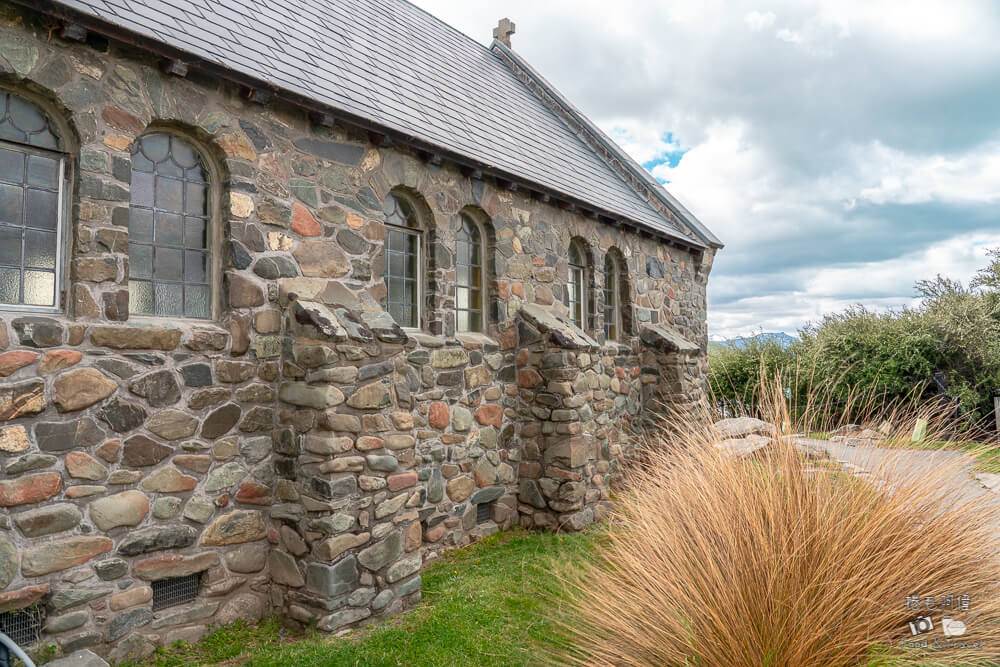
[493,18,515,47]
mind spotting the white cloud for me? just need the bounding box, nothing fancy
[775,28,802,43]
[854,139,1000,205]
[744,10,776,31]
[710,233,1000,337]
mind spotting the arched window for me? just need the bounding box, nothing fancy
[384,193,422,329]
[455,212,485,333]
[604,253,621,341]
[0,90,66,309]
[567,239,587,329]
[129,133,212,319]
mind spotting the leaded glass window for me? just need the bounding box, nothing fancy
[384,194,422,329]
[455,213,484,333]
[129,134,212,319]
[604,254,620,341]
[0,91,60,150]
[567,240,586,329]
[0,91,64,309]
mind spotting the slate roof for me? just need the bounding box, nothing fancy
[42,0,714,247]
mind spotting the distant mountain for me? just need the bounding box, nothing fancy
[709,332,797,353]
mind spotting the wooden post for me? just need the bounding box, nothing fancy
[994,396,1000,437]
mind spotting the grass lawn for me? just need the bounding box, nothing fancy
[129,528,599,667]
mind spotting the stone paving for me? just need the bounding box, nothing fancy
[807,437,1000,520]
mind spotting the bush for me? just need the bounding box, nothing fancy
[710,250,1000,425]
[709,335,796,408]
[553,385,1000,666]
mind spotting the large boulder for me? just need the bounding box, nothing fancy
[714,434,774,459]
[713,417,777,439]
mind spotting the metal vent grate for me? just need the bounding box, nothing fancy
[0,606,44,647]
[152,573,201,611]
[476,501,492,524]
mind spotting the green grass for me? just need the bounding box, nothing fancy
[905,439,1000,474]
[131,528,600,667]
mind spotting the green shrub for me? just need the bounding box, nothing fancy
[710,249,1000,424]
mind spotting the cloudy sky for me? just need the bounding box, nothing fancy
[412,0,1000,338]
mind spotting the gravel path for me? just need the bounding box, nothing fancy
[804,437,1000,509]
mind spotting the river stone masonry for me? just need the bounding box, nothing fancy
[0,4,715,663]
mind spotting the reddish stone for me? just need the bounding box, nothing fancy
[497,325,517,351]
[0,472,61,506]
[615,367,625,379]
[517,368,543,388]
[132,552,220,581]
[545,466,583,482]
[387,472,418,491]
[424,525,446,543]
[65,451,108,480]
[291,203,321,236]
[22,536,113,576]
[355,436,384,451]
[53,368,117,412]
[38,349,82,375]
[475,404,503,428]
[511,282,524,298]
[0,350,38,377]
[428,402,449,430]
[101,106,144,134]
[95,438,120,463]
[404,521,422,552]
[441,433,466,445]
[518,461,542,479]
[174,455,212,473]
[235,481,272,505]
[0,585,50,614]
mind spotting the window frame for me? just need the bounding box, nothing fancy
[567,240,587,330]
[0,93,69,315]
[603,253,621,342]
[384,213,424,331]
[127,131,220,322]
[454,212,487,334]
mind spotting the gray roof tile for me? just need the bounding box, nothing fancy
[48,0,705,244]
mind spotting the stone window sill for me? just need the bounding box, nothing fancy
[454,331,498,350]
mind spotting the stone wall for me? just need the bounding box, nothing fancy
[0,5,714,663]
[513,305,640,531]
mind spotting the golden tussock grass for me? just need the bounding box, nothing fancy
[551,378,1000,666]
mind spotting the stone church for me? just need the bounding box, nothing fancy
[0,0,721,661]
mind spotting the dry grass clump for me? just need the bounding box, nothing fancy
[552,381,1000,666]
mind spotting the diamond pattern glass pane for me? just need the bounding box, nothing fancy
[129,133,211,318]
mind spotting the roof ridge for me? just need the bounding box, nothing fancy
[489,39,723,249]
